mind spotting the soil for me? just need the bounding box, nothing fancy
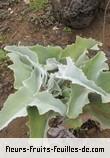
[0,0,110,137]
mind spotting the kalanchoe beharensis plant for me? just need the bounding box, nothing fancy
[1,36,110,137]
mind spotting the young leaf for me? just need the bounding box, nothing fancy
[47,74,62,97]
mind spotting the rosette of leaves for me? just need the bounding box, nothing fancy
[1,36,110,137]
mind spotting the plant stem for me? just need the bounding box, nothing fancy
[27,106,48,138]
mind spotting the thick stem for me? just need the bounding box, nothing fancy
[27,106,48,138]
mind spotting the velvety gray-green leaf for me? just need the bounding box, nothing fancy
[0,64,43,130]
[23,67,43,93]
[62,36,100,62]
[82,52,108,81]
[56,57,107,97]
[96,72,110,93]
[31,45,62,64]
[8,53,32,89]
[67,85,89,118]
[5,46,38,64]
[82,52,110,102]
[55,56,110,119]
[0,87,32,130]
[29,91,66,116]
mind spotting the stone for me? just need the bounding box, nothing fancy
[50,0,101,29]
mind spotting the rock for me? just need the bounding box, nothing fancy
[47,126,75,138]
[50,0,101,29]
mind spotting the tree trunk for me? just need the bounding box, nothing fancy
[50,0,101,29]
